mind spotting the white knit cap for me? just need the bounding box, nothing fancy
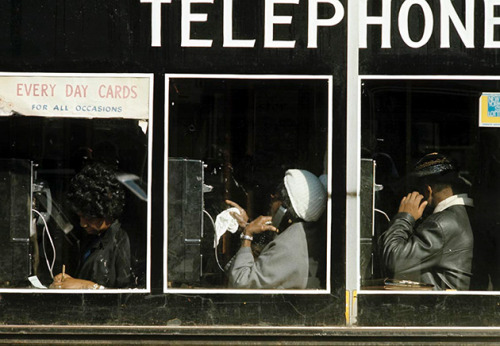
[284,169,327,222]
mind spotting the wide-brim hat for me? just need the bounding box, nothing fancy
[413,152,456,177]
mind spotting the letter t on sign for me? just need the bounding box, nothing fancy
[141,0,172,47]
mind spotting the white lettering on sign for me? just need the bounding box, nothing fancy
[140,0,172,47]
[359,0,495,49]
[307,0,344,49]
[440,0,474,48]
[398,0,434,49]
[181,0,214,47]
[485,0,500,48]
[359,0,392,49]
[223,0,256,48]
[139,0,500,49]
[264,0,299,49]
[141,0,346,48]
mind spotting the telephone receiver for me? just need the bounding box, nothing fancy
[33,184,52,224]
[272,205,290,232]
[33,184,74,234]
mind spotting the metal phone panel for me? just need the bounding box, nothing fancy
[360,159,375,281]
[167,158,204,286]
[0,159,32,286]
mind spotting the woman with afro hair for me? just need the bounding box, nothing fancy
[50,162,131,289]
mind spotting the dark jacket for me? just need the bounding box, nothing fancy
[77,221,131,288]
[379,205,473,290]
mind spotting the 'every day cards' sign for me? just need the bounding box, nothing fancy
[0,74,152,119]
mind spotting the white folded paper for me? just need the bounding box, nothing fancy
[214,207,240,248]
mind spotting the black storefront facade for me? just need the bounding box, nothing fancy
[0,1,498,344]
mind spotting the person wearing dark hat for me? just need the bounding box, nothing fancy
[225,169,327,289]
[379,153,474,290]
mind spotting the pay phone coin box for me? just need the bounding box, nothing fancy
[0,159,32,286]
[167,158,204,286]
[360,159,376,281]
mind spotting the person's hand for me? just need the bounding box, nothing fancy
[225,200,249,228]
[243,215,277,236]
[398,191,428,221]
[50,273,98,289]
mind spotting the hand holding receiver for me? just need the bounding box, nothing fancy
[398,191,428,221]
[243,215,277,237]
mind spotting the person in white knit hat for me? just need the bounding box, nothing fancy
[225,169,327,289]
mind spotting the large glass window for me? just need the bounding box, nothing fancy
[164,75,332,293]
[360,77,500,293]
[0,74,152,293]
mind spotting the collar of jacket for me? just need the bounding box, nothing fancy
[87,221,120,250]
[433,193,474,214]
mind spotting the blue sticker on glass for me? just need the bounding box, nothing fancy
[487,94,500,117]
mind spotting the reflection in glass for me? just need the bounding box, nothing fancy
[0,117,148,290]
[361,79,500,291]
[166,77,330,290]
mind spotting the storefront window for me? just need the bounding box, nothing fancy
[0,73,152,293]
[360,77,500,292]
[164,75,332,293]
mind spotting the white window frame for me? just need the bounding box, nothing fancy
[164,73,333,295]
[0,72,153,294]
[347,75,500,323]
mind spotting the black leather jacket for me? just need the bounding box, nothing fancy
[379,205,473,290]
[77,221,132,288]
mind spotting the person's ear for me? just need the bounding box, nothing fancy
[424,185,433,207]
[426,185,432,197]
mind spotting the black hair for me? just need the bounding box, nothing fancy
[67,162,125,221]
[419,171,463,194]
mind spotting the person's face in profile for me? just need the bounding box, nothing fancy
[78,214,111,235]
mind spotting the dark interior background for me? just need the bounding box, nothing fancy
[167,78,329,289]
[1,0,498,331]
[0,0,347,328]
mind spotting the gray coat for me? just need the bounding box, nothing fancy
[228,222,309,289]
